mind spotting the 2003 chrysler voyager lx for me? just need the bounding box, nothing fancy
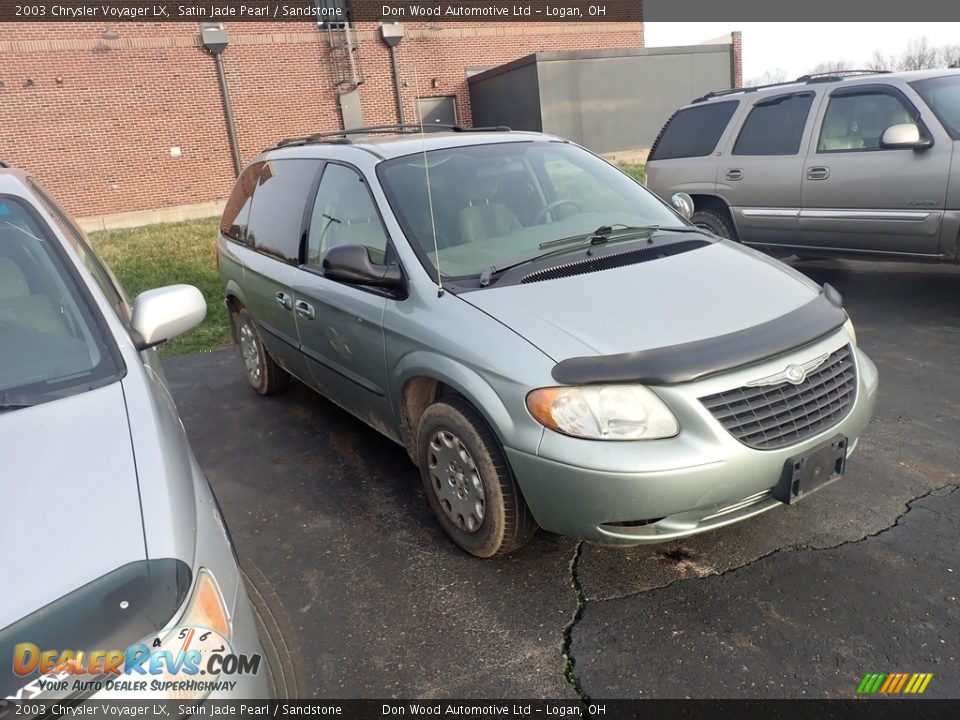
[217,126,879,558]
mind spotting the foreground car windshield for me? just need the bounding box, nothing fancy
[378,141,683,278]
[0,197,121,408]
[911,74,960,137]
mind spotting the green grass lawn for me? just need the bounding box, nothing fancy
[89,218,231,358]
[618,162,646,184]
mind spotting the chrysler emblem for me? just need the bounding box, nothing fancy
[746,353,830,387]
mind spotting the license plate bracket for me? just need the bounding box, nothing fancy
[774,435,848,505]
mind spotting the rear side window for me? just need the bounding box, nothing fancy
[246,159,322,264]
[220,162,263,242]
[733,93,815,155]
[649,101,738,161]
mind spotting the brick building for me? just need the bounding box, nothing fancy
[0,21,738,229]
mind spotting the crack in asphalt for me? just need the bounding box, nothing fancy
[589,485,957,607]
[565,485,958,700]
[561,541,591,709]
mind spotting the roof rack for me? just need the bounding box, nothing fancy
[272,124,512,150]
[691,69,892,103]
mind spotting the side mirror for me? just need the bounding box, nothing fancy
[323,245,403,289]
[131,284,206,350]
[880,123,931,150]
[670,192,695,220]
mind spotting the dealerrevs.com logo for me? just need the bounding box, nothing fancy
[8,627,260,698]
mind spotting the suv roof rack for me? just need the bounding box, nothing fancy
[272,124,512,150]
[691,69,892,103]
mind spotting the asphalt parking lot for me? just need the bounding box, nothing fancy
[164,258,959,700]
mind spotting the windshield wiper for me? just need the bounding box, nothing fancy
[479,225,707,287]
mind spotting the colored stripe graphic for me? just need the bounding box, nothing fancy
[857,672,932,694]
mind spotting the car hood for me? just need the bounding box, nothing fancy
[460,241,822,361]
[0,382,146,630]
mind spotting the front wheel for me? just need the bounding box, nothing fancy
[691,209,737,241]
[417,398,537,558]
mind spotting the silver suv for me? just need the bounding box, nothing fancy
[646,69,960,260]
[218,126,878,558]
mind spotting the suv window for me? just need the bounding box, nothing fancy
[306,163,389,267]
[220,161,263,242]
[817,89,917,152]
[246,159,321,264]
[733,93,815,155]
[649,101,738,161]
[911,74,960,140]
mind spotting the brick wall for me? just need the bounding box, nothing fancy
[731,30,743,88]
[0,21,642,221]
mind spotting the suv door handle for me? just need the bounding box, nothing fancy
[806,166,830,181]
[294,300,315,321]
[725,169,743,181]
[275,291,293,310]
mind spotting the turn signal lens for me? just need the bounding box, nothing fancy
[526,385,679,440]
[180,569,231,639]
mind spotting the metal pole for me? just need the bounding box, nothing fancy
[389,45,405,125]
[214,53,242,177]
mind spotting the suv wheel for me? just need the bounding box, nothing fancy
[235,308,288,395]
[417,398,537,558]
[691,209,737,241]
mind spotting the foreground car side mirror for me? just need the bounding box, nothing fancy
[131,284,206,350]
[880,123,932,150]
[670,192,695,220]
[323,244,403,289]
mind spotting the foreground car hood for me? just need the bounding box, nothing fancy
[461,241,821,361]
[0,383,145,629]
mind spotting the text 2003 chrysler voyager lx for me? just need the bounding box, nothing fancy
[217,128,879,558]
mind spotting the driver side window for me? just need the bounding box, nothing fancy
[307,164,389,268]
[817,90,916,152]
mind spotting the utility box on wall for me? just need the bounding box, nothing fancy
[468,45,737,153]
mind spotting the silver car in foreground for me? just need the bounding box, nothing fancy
[217,127,879,558]
[0,168,268,701]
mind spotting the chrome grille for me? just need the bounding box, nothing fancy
[700,345,857,450]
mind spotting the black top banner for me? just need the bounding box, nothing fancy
[1,0,958,23]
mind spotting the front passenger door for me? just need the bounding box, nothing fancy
[800,85,950,254]
[293,162,395,437]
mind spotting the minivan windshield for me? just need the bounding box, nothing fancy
[0,197,121,409]
[912,74,960,139]
[377,141,684,279]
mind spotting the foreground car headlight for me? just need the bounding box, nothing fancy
[526,385,679,440]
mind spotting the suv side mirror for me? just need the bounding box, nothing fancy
[670,192,695,220]
[880,123,932,150]
[131,284,206,350]
[323,245,403,289]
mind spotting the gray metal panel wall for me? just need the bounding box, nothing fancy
[537,49,733,152]
[468,46,734,153]
[468,60,543,132]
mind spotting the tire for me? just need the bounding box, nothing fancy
[240,562,306,699]
[691,208,737,241]
[417,398,537,558]
[235,308,288,395]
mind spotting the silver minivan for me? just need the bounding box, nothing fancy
[218,127,878,558]
[647,69,960,261]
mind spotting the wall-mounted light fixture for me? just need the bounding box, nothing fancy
[431,78,439,89]
[100,28,120,40]
[24,78,34,87]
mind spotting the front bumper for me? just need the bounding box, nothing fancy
[507,337,879,545]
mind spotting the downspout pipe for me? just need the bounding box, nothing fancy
[200,23,242,177]
[380,23,406,126]
[388,45,405,125]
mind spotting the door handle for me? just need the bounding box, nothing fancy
[806,166,830,181]
[275,291,293,310]
[294,300,315,321]
[725,169,743,181]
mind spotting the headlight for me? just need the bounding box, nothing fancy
[843,318,857,346]
[104,569,232,700]
[526,385,679,440]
